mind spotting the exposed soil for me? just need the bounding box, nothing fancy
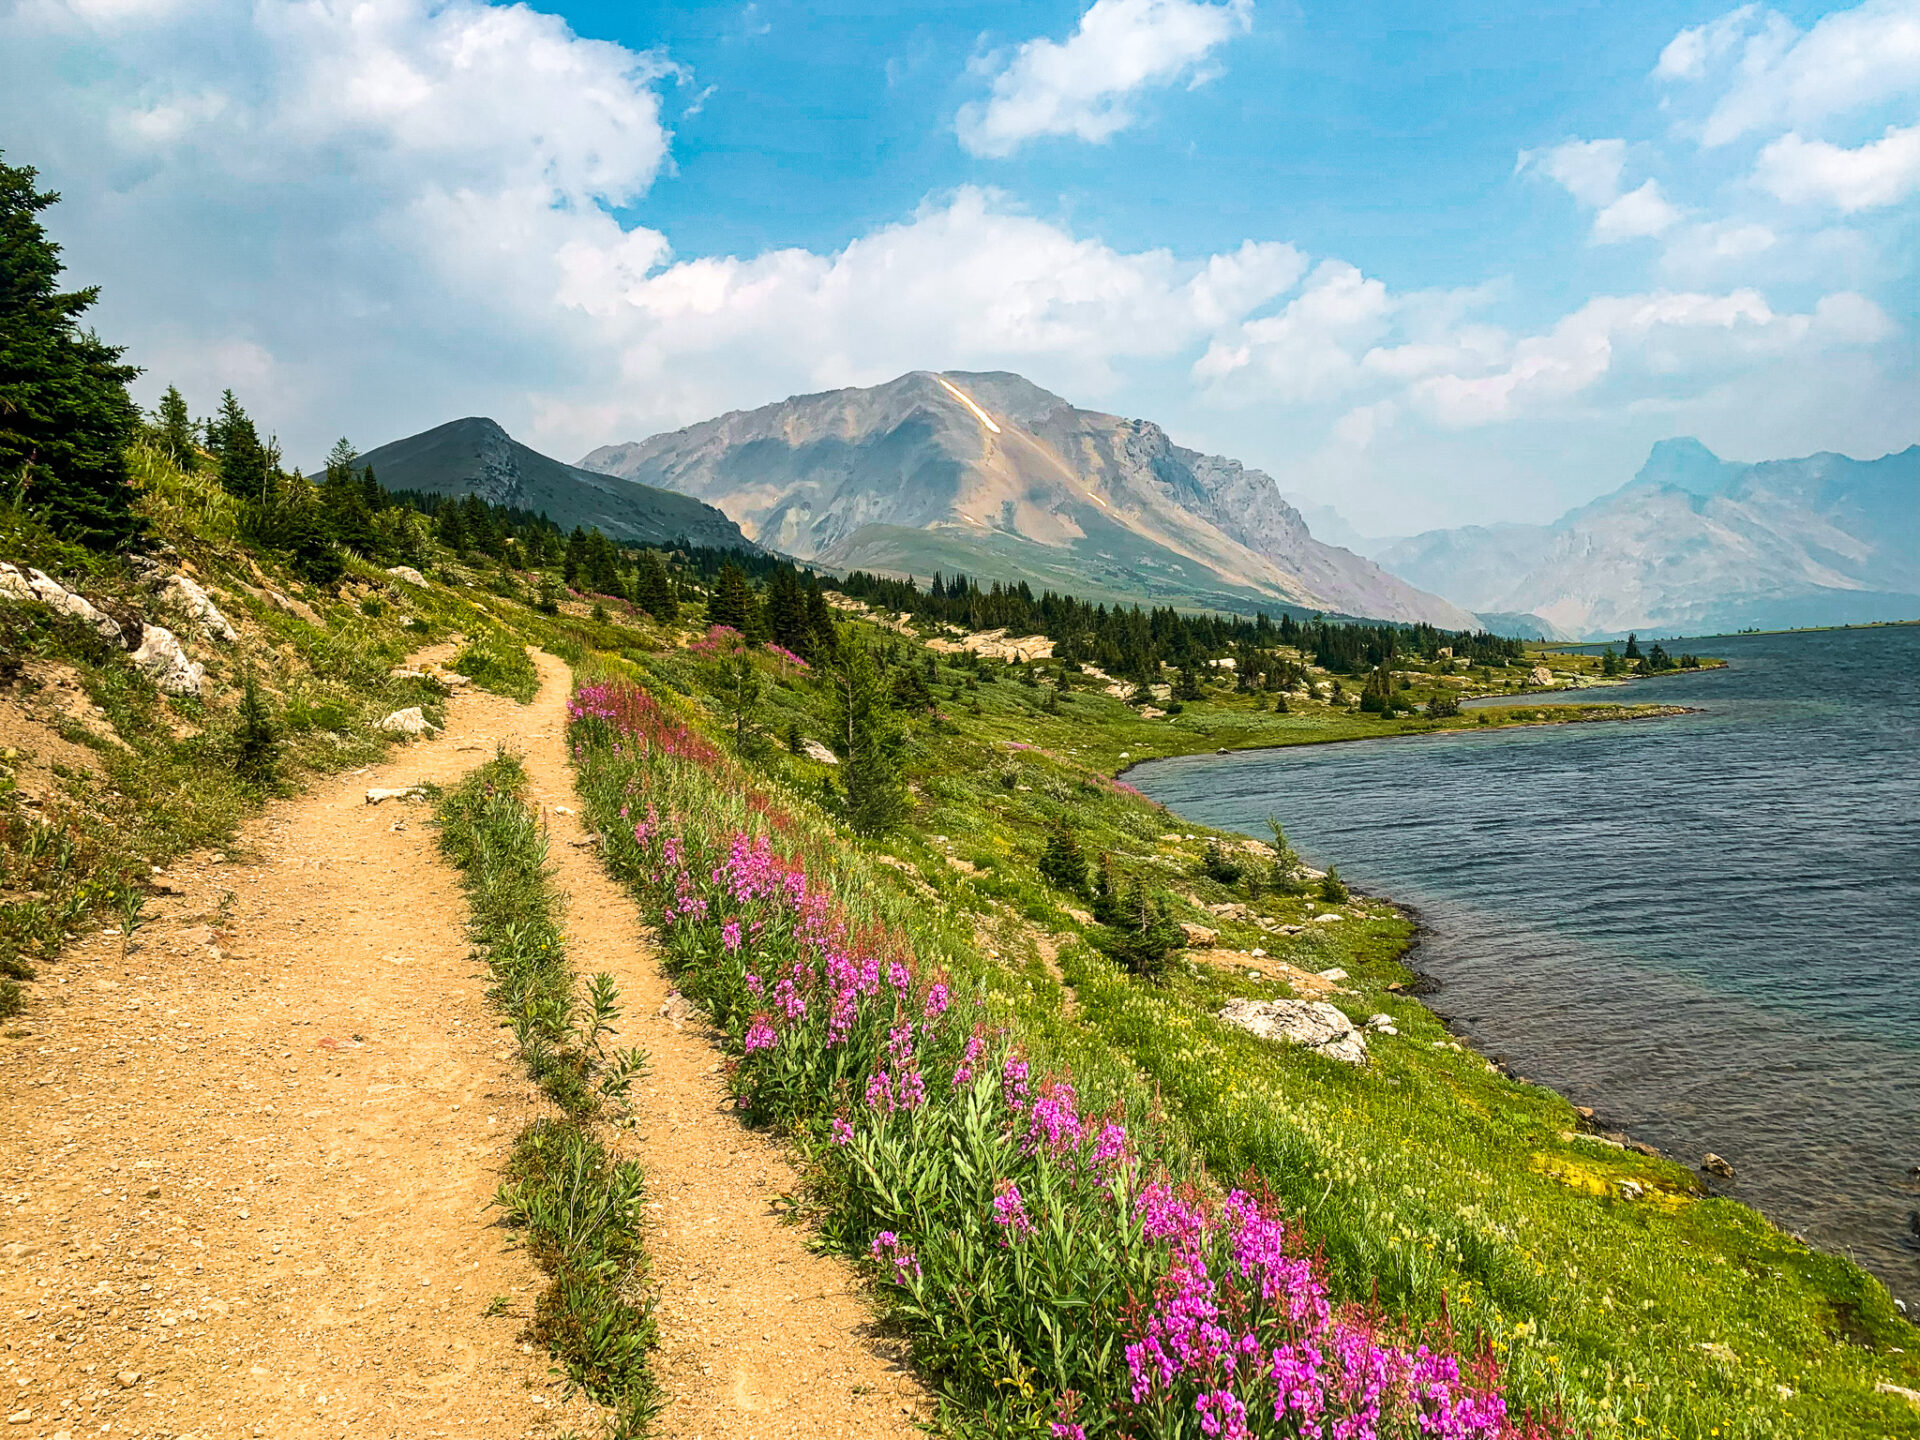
[0,652,927,1439]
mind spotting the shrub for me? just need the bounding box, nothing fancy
[232,670,280,790]
[1200,840,1243,886]
[451,631,539,703]
[1318,865,1350,904]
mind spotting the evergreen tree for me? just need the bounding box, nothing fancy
[765,565,810,653]
[635,549,677,622]
[1623,633,1642,660]
[0,155,143,547]
[320,438,375,555]
[1318,866,1350,904]
[710,653,765,756]
[563,526,588,583]
[1099,881,1185,981]
[1091,852,1124,925]
[209,390,270,501]
[829,640,907,836]
[1039,825,1090,898]
[149,386,198,467]
[1174,664,1204,701]
[707,561,752,630]
[804,580,840,660]
[1359,665,1395,714]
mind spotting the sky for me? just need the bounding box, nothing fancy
[2,0,1916,535]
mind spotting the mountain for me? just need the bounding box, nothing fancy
[1280,494,1400,559]
[352,417,754,551]
[1375,438,1920,639]
[578,371,1475,627]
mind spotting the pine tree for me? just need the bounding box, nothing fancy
[563,526,588,583]
[209,390,269,501]
[635,549,676,622]
[1623,633,1642,661]
[149,386,198,467]
[0,155,143,547]
[707,562,752,630]
[830,640,906,836]
[766,565,810,653]
[805,580,840,660]
[1039,826,1090,898]
[232,670,280,789]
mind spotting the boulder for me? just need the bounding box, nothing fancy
[1362,1012,1397,1035]
[1529,664,1553,687]
[800,738,839,766]
[1876,1382,1920,1409]
[1701,1152,1735,1179]
[1317,967,1350,982]
[24,567,125,645]
[130,624,205,697]
[375,707,438,736]
[1219,998,1368,1065]
[0,562,34,602]
[160,574,236,642]
[1312,912,1343,924]
[1179,922,1218,948]
[385,566,429,587]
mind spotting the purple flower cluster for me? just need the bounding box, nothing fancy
[1123,1185,1514,1440]
[571,679,1546,1440]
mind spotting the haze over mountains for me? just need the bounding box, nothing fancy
[351,417,752,551]
[1371,439,1920,639]
[577,371,1474,627]
[352,389,1916,642]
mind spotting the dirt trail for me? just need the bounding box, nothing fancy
[514,652,929,1439]
[1,652,926,1440]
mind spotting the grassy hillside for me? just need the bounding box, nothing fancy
[5,441,1915,1439]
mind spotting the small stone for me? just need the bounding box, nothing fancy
[144,1184,161,1199]
[375,707,438,736]
[1701,1152,1735,1179]
[1316,967,1349,982]
[385,566,429,587]
[116,1371,141,1388]
[365,786,427,805]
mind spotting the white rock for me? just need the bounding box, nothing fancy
[160,574,236,642]
[0,562,34,601]
[385,566,429,587]
[1219,998,1368,1065]
[800,738,839,765]
[1529,664,1553,687]
[1363,1012,1395,1030]
[1313,912,1344,924]
[375,707,438,736]
[1318,967,1350,982]
[365,787,427,805]
[130,624,204,697]
[26,567,124,644]
[1874,1382,1919,1408]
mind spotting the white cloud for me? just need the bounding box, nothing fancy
[956,0,1252,157]
[1408,288,1891,427]
[1593,180,1683,242]
[1756,124,1920,210]
[1520,140,1681,243]
[1656,0,1920,147]
[1522,137,1627,206]
[1192,261,1393,401]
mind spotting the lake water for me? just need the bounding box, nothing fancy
[1127,625,1920,1302]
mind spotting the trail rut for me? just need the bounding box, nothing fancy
[1,652,928,1439]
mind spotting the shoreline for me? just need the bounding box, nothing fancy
[1113,700,1701,781]
[1119,681,1920,1323]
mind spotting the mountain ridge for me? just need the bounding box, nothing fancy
[579,371,1477,628]
[1374,439,1920,638]
[350,417,754,551]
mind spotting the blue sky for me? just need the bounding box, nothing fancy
[2,0,1915,532]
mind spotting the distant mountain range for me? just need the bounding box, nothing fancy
[351,417,753,551]
[1370,438,1920,639]
[576,371,1474,627]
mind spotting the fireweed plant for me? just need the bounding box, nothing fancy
[568,678,1545,1439]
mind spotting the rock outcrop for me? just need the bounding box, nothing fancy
[129,624,205,697]
[1219,997,1368,1064]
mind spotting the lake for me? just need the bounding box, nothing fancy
[1127,625,1920,1303]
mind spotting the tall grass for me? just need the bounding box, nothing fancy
[435,756,658,1435]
